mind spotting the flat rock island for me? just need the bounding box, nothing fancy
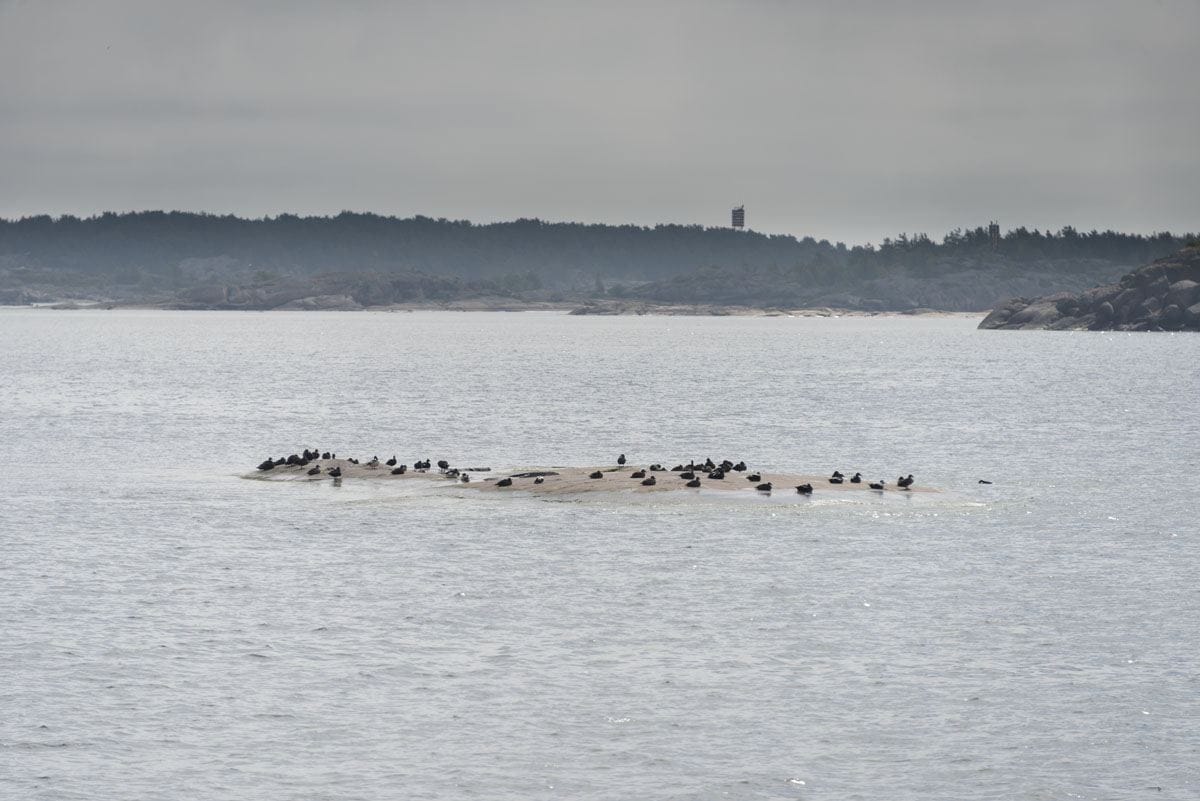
[244,451,933,496]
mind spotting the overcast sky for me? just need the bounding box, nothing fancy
[1,0,1196,244]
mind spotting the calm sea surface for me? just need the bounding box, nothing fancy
[2,309,1198,801]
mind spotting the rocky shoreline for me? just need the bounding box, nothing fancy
[979,246,1200,331]
[5,294,973,318]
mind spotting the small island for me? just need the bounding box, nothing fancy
[245,451,933,496]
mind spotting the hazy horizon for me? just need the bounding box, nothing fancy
[3,0,1197,245]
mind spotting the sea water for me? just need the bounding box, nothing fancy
[2,309,1197,800]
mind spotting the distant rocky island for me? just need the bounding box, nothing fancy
[979,245,1200,331]
[2,211,1195,314]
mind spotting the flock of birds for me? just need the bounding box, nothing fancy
[572,455,914,495]
[256,449,469,482]
[255,449,916,496]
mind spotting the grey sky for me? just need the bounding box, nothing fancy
[2,0,1197,244]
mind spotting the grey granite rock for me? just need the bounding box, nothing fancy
[980,246,1200,331]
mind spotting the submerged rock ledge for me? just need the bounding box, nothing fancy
[979,245,1200,331]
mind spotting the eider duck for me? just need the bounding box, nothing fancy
[828,476,844,484]
[850,472,862,484]
[746,473,761,482]
[897,474,914,489]
[685,478,701,488]
[755,482,772,492]
[386,456,397,467]
[679,471,695,480]
[640,476,657,486]
[306,465,321,476]
[391,466,406,475]
[257,459,275,471]
[534,477,545,484]
[589,471,604,479]
[795,483,813,495]
[631,470,646,479]
[328,466,342,478]
[868,481,885,490]
[496,477,513,487]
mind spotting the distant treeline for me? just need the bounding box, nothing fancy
[1,211,1194,290]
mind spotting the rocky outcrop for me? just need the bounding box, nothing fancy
[168,271,498,310]
[979,246,1200,331]
[274,294,363,311]
[628,259,1128,313]
[0,288,50,305]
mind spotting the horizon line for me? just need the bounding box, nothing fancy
[1,208,1195,249]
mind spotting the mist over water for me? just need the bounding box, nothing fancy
[3,309,1198,800]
